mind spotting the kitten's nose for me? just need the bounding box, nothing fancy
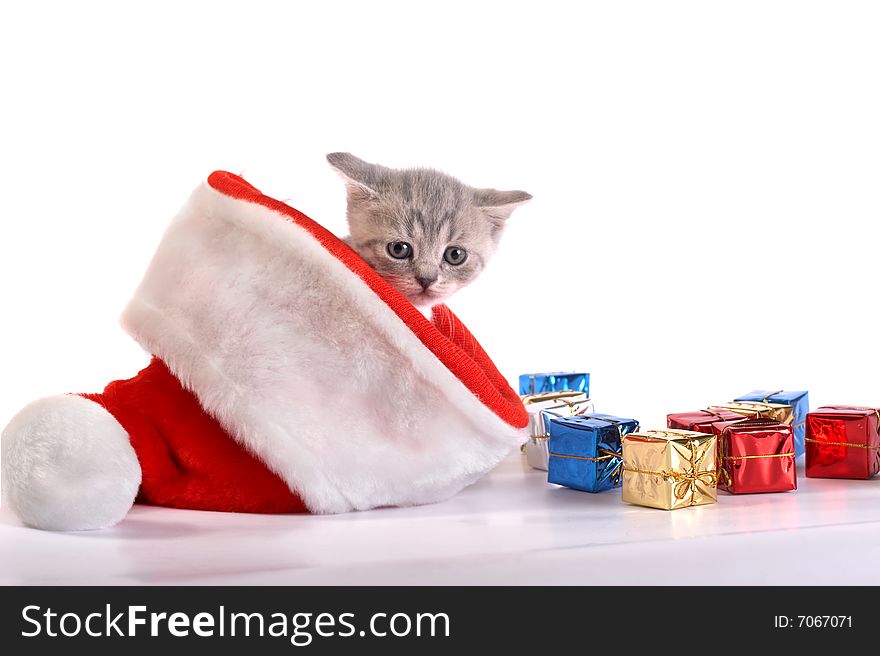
[416,275,437,290]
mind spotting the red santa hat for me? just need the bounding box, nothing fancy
[1,172,527,530]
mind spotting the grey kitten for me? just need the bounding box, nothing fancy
[327,152,531,306]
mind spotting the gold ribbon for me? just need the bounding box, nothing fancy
[725,418,781,427]
[756,392,809,433]
[760,392,813,434]
[804,438,879,450]
[549,448,621,462]
[622,465,717,500]
[709,401,790,421]
[589,415,628,438]
[721,452,795,460]
[623,437,716,501]
[761,390,809,431]
[674,408,731,425]
[523,392,592,439]
[522,391,589,407]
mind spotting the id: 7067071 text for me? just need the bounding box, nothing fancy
[774,616,852,629]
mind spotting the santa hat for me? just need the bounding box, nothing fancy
[1,172,527,530]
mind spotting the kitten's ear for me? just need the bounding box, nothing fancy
[473,188,532,229]
[327,152,381,201]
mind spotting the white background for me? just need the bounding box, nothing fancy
[2,2,879,444]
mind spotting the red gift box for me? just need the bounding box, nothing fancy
[805,406,880,479]
[667,408,745,433]
[712,419,797,494]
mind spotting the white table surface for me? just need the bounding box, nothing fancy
[2,452,878,585]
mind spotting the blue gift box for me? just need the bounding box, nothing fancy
[734,390,810,456]
[547,413,639,492]
[518,371,590,396]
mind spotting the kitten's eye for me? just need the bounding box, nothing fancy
[443,246,467,266]
[386,241,413,259]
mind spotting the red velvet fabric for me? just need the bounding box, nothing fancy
[83,359,307,514]
[76,173,526,514]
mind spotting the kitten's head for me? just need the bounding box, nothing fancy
[327,152,531,306]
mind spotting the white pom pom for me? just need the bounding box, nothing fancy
[1,394,141,531]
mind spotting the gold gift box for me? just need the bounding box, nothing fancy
[708,401,793,425]
[520,391,592,471]
[622,429,718,510]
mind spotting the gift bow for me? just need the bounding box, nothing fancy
[672,437,715,500]
[623,463,717,501]
[670,467,717,501]
[589,416,634,485]
[623,431,717,502]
